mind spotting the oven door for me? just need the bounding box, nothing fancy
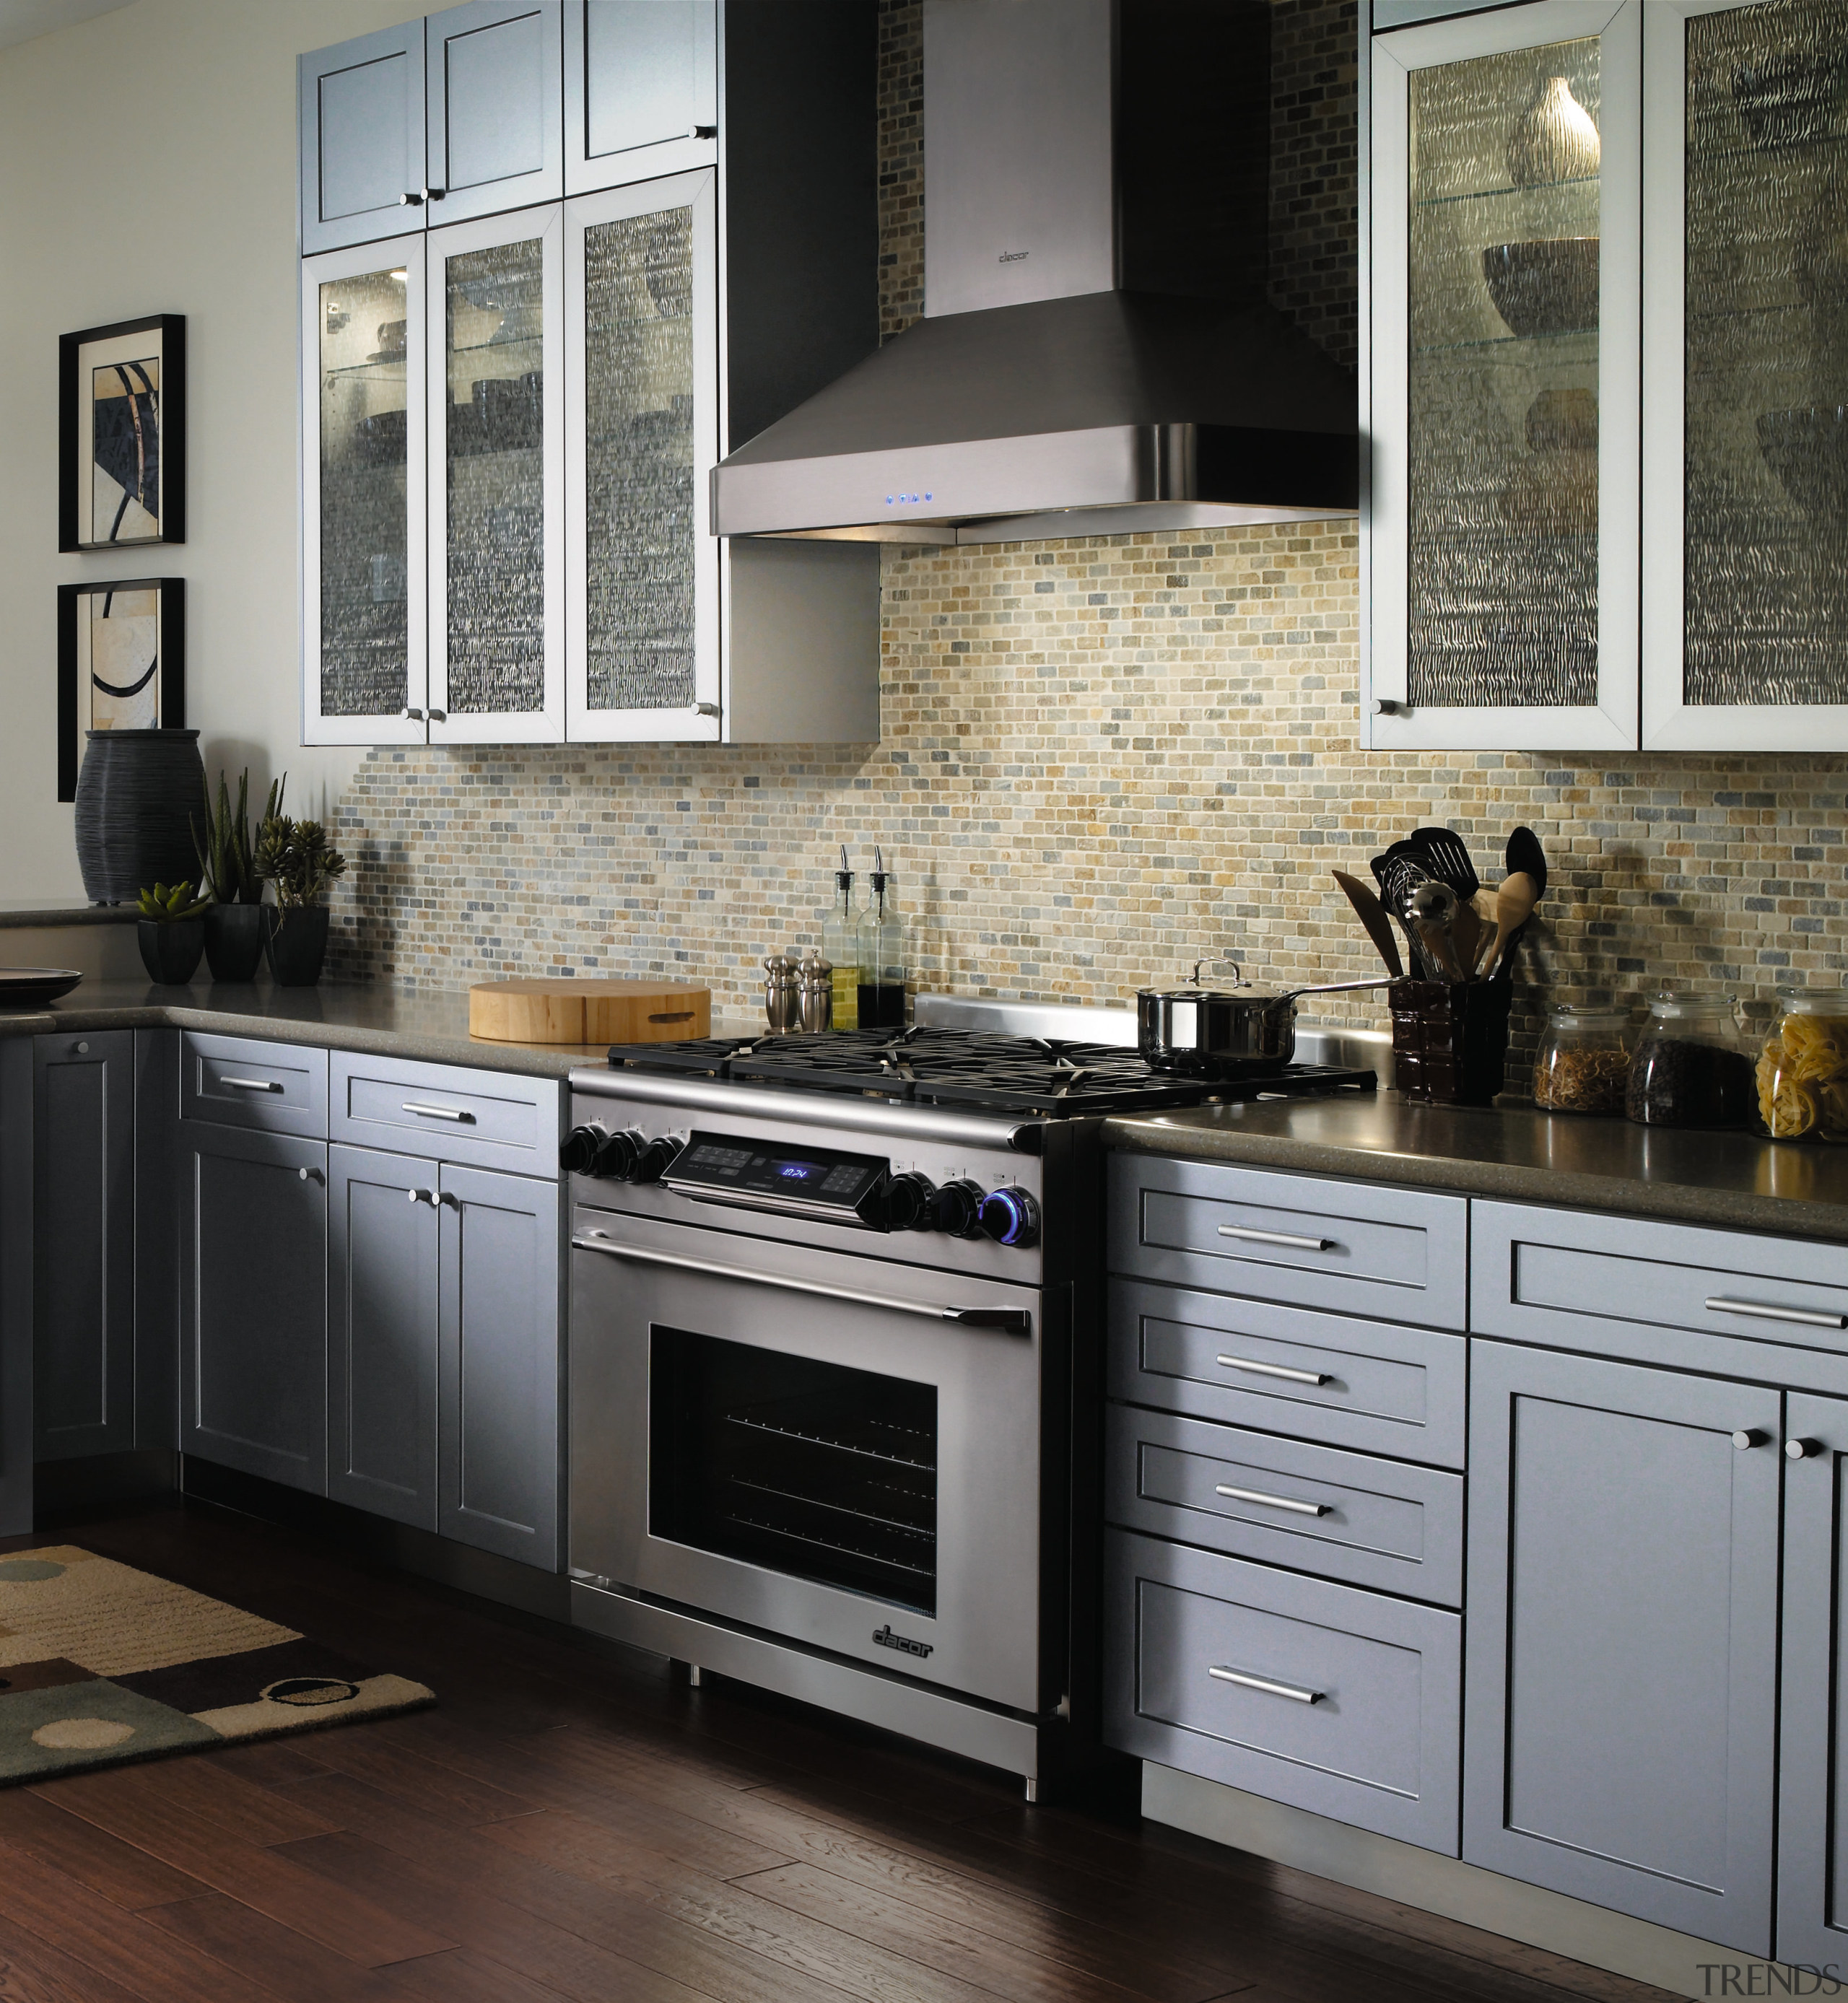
[570,1205,1047,1714]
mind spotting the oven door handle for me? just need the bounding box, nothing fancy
[572,1233,1031,1333]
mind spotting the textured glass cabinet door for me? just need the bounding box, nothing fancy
[301,236,429,746]
[1367,1,1641,750]
[1644,0,1848,747]
[426,206,565,743]
[565,171,718,741]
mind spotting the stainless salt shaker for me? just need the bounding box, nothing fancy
[796,949,833,1034]
[762,954,797,1035]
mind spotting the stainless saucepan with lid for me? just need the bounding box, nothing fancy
[1136,960,1396,1078]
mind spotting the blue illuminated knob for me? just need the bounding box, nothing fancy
[977,1186,1040,1248]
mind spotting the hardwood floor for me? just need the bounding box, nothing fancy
[0,1498,1671,2003]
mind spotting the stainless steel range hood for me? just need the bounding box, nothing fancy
[712,0,1358,546]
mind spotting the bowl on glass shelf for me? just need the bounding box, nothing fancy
[1482,237,1600,338]
[1756,406,1848,519]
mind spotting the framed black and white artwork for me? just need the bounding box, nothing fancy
[58,315,187,551]
[57,578,186,800]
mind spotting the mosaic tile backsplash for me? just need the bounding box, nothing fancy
[327,0,1848,1055]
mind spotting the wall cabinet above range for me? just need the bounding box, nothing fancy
[297,1,881,749]
[1363,0,1848,751]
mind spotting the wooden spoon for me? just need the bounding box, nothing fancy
[1333,870,1403,979]
[1481,870,1540,978]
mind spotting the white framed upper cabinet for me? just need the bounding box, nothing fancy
[425,1,565,227]
[565,172,720,742]
[427,206,567,745]
[1642,0,1848,750]
[1364,0,1642,751]
[300,20,429,256]
[302,236,430,746]
[565,1,717,195]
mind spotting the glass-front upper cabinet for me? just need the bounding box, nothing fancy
[565,171,718,741]
[426,206,565,743]
[1643,0,1848,748]
[1366,1,1642,750]
[301,237,429,745]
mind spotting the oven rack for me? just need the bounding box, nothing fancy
[726,1509,938,1585]
[730,1475,935,1546]
[722,1406,936,1473]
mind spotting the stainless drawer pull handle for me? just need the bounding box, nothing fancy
[1209,1664,1323,1705]
[572,1235,1030,1333]
[1216,1352,1330,1387]
[221,1076,284,1093]
[1217,1224,1333,1252]
[1704,1295,1847,1331]
[403,1101,476,1123]
[1215,1482,1329,1517]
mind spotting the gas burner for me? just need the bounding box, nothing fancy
[606,1026,1376,1120]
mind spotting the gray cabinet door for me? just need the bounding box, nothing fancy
[427,1,564,227]
[566,0,715,194]
[33,1031,134,1462]
[438,1162,562,1568]
[1464,1339,1779,1953]
[328,1145,440,1530]
[1777,1390,1848,1972]
[300,19,428,256]
[180,1125,328,1495]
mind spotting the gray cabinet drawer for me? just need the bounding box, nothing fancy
[1110,1277,1466,1467]
[1473,1201,1848,1376]
[180,1033,328,1138]
[1107,1406,1463,1604]
[331,1052,562,1174]
[1109,1155,1467,1329]
[1105,1529,1460,1854]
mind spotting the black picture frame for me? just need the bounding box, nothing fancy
[58,314,187,552]
[57,577,186,802]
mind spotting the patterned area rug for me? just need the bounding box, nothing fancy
[0,1546,434,1784]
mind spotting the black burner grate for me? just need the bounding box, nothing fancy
[605,1026,1375,1119]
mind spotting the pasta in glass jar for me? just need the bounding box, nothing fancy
[1754,989,1848,1141]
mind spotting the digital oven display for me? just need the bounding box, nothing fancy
[671,1133,887,1223]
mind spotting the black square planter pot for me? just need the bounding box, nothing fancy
[263,906,330,987]
[137,919,204,986]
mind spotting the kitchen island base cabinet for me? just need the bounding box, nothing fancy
[329,1148,561,1568]
[1463,1340,1779,1955]
[179,1126,329,1496]
[1777,1391,1848,1973]
[1105,1529,1461,1855]
[34,1031,135,1462]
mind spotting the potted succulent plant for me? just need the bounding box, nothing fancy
[255,807,347,987]
[191,770,279,982]
[135,880,209,985]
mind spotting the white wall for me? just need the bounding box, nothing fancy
[0,0,423,899]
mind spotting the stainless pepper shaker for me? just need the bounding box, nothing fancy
[762,954,798,1035]
[796,949,833,1033]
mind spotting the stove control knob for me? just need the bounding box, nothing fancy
[630,1134,685,1185]
[559,1125,606,1174]
[930,1177,987,1239]
[977,1186,1040,1248]
[886,1171,936,1231]
[589,1128,648,1180]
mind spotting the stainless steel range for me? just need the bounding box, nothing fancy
[565,1006,1377,1794]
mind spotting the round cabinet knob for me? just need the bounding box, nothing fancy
[886,1172,936,1231]
[630,1135,684,1185]
[930,1178,987,1239]
[559,1125,607,1174]
[398,190,424,207]
[1732,1428,1769,1451]
[977,1186,1040,1247]
[1787,1437,1823,1460]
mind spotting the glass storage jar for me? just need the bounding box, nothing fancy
[1754,988,1848,1141]
[1533,1005,1633,1114]
[1625,993,1753,1129]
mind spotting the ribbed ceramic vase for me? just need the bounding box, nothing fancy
[1505,75,1601,188]
[73,729,206,907]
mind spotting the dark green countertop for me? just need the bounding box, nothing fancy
[1107,1093,1848,1244]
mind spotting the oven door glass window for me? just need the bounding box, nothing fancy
[650,1330,938,1615]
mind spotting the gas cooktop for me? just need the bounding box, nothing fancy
[604,1026,1376,1120]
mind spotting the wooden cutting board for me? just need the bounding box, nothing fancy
[468,977,711,1046]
